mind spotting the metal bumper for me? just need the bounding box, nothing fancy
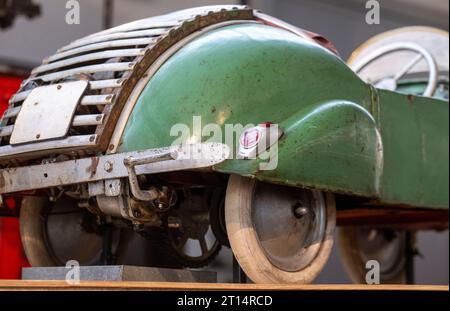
[0,143,229,195]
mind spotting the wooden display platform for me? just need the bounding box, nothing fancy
[0,280,447,291]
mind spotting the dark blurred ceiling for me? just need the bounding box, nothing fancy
[0,0,40,29]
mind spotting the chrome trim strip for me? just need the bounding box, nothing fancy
[33,49,145,74]
[82,21,179,39]
[81,94,115,105]
[89,79,124,89]
[2,106,21,119]
[45,38,155,63]
[9,90,31,104]
[72,114,105,126]
[58,29,168,53]
[30,62,135,82]
[0,125,13,137]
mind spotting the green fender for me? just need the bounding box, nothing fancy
[217,100,383,198]
[117,23,448,208]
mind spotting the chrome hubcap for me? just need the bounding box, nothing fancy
[252,183,326,272]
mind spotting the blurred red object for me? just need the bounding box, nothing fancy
[0,73,30,279]
[0,74,22,114]
[0,215,31,279]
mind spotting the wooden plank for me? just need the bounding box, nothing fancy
[0,280,447,291]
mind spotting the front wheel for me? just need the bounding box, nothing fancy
[20,196,108,267]
[225,175,336,284]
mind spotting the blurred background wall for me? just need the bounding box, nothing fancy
[0,0,448,284]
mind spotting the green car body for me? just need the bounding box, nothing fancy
[2,6,447,282]
[118,23,449,210]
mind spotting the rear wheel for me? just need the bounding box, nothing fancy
[225,175,336,284]
[339,227,410,284]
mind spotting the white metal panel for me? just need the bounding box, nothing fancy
[10,81,89,145]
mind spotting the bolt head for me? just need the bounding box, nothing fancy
[104,161,113,172]
[294,207,309,218]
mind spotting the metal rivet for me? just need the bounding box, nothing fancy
[89,136,95,142]
[104,161,113,172]
[57,85,62,90]
[96,116,102,121]
[35,134,40,139]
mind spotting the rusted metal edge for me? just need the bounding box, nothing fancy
[0,142,229,194]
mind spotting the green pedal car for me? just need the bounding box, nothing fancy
[0,6,448,284]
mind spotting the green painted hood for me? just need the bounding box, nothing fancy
[119,23,372,154]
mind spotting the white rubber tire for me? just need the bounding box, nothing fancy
[225,175,336,284]
[20,196,56,266]
[338,227,407,284]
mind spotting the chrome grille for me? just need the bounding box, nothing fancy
[0,5,253,164]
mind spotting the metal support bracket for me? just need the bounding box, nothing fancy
[123,151,174,201]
